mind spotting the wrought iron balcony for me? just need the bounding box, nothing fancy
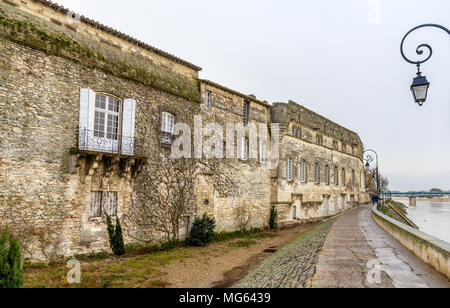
[78,128,145,157]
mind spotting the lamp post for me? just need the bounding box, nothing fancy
[400,24,450,106]
[364,149,380,200]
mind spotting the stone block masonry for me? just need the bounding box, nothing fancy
[0,0,368,259]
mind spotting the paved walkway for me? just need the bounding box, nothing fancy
[311,204,449,288]
[234,205,449,288]
[234,219,335,288]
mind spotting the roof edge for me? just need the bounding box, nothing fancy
[32,0,202,71]
[200,79,270,107]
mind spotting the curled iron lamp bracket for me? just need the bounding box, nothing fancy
[401,24,450,68]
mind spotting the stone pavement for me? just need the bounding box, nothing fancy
[234,219,336,288]
[311,204,450,288]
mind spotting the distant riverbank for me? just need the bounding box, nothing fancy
[396,200,450,244]
[394,197,450,203]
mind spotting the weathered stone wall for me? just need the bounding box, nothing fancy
[0,0,368,259]
[0,1,201,259]
[271,102,367,224]
[197,81,272,231]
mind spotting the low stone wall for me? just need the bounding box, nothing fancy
[372,205,450,279]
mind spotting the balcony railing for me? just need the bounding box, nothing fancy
[78,128,144,157]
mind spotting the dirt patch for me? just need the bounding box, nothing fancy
[23,223,317,288]
[163,223,316,288]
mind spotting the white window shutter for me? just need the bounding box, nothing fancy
[79,88,96,150]
[122,98,136,155]
[87,89,96,132]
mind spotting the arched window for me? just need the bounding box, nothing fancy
[325,165,330,185]
[301,160,307,183]
[315,163,320,184]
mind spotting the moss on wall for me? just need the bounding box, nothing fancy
[0,5,200,102]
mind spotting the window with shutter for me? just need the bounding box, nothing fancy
[79,89,137,155]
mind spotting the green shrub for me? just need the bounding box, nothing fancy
[0,229,24,289]
[106,214,125,256]
[185,214,216,247]
[269,205,278,230]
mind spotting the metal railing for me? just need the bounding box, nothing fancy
[78,128,145,157]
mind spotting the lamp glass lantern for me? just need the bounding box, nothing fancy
[411,73,430,105]
[365,162,371,173]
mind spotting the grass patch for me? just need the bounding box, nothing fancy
[228,239,258,248]
[215,229,276,243]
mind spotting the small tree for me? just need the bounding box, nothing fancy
[269,205,278,230]
[0,230,24,288]
[106,214,125,256]
[185,214,216,247]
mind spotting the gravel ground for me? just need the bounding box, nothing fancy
[234,218,336,288]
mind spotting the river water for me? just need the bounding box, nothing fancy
[397,200,450,244]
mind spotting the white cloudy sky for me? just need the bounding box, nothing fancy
[56,0,450,191]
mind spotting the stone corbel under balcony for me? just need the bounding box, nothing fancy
[69,148,146,181]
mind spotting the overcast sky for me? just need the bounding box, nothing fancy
[56,0,450,191]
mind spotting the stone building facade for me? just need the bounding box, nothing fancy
[270,102,366,224]
[0,0,367,259]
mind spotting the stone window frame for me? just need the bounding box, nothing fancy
[325,165,330,186]
[243,100,250,126]
[334,166,339,186]
[259,140,266,164]
[93,93,122,141]
[301,159,307,183]
[342,168,346,187]
[287,156,294,182]
[161,111,176,146]
[240,136,249,161]
[316,134,324,146]
[314,162,320,184]
[205,90,211,111]
[89,191,119,219]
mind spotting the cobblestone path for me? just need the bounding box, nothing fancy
[234,218,336,288]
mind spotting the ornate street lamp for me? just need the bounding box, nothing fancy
[401,24,450,106]
[364,149,380,197]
